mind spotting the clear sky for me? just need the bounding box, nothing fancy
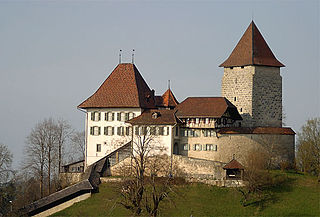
[0,0,319,168]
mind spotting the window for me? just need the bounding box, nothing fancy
[230,67,233,69]
[117,113,121,121]
[104,126,114,136]
[129,112,135,120]
[159,127,164,136]
[194,130,200,137]
[216,118,221,125]
[234,97,237,102]
[204,129,216,137]
[135,126,139,135]
[106,112,114,121]
[194,144,202,151]
[205,118,209,124]
[241,66,244,69]
[240,108,242,112]
[90,126,100,136]
[165,127,170,136]
[205,144,217,151]
[175,127,179,136]
[125,113,129,121]
[121,112,126,122]
[96,144,101,152]
[150,127,156,135]
[125,127,130,136]
[183,144,189,151]
[91,112,101,121]
[117,127,124,136]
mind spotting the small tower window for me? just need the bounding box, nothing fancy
[234,97,237,102]
[240,108,242,112]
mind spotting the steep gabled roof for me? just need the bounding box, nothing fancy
[78,63,155,109]
[220,21,284,67]
[174,97,242,120]
[155,88,179,108]
[162,88,179,107]
[126,109,180,125]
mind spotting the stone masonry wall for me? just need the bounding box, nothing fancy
[179,132,294,166]
[221,66,282,127]
[222,66,254,127]
[252,66,282,127]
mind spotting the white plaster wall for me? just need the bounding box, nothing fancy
[86,108,142,166]
[131,125,173,156]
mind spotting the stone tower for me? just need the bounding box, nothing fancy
[220,21,284,127]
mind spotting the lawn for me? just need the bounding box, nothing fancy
[52,171,320,217]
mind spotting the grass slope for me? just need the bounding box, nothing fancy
[52,172,320,217]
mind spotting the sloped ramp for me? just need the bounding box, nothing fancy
[22,142,132,216]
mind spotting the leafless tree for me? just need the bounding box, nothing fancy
[70,130,85,161]
[296,117,320,177]
[25,120,47,198]
[23,118,74,198]
[55,119,73,174]
[115,125,177,217]
[0,143,14,184]
[256,134,289,170]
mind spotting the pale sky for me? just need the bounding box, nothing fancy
[0,0,319,168]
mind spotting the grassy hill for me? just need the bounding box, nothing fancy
[52,171,320,217]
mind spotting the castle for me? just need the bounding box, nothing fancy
[78,21,295,172]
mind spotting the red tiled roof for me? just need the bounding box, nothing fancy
[78,63,156,109]
[155,89,179,108]
[220,21,284,67]
[218,127,295,135]
[175,97,242,120]
[223,159,245,170]
[126,109,180,125]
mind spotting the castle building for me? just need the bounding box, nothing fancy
[78,21,295,169]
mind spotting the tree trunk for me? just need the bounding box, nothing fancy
[48,146,51,195]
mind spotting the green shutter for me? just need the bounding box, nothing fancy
[90,127,93,135]
[98,113,101,121]
[112,127,114,135]
[98,127,101,135]
[91,112,94,121]
[105,113,108,121]
[104,127,107,135]
[112,113,115,121]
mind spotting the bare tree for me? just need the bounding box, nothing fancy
[24,118,74,197]
[55,119,73,174]
[296,117,320,177]
[115,125,176,217]
[0,143,14,184]
[255,134,290,170]
[25,121,47,198]
[70,131,85,161]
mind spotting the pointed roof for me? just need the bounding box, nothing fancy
[223,159,245,170]
[161,88,179,107]
[220,21,284,67]
[78,63,155,109]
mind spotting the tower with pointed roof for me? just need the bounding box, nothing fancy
[220,21,284,127]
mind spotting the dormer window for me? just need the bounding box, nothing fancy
[152,112,160,119]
